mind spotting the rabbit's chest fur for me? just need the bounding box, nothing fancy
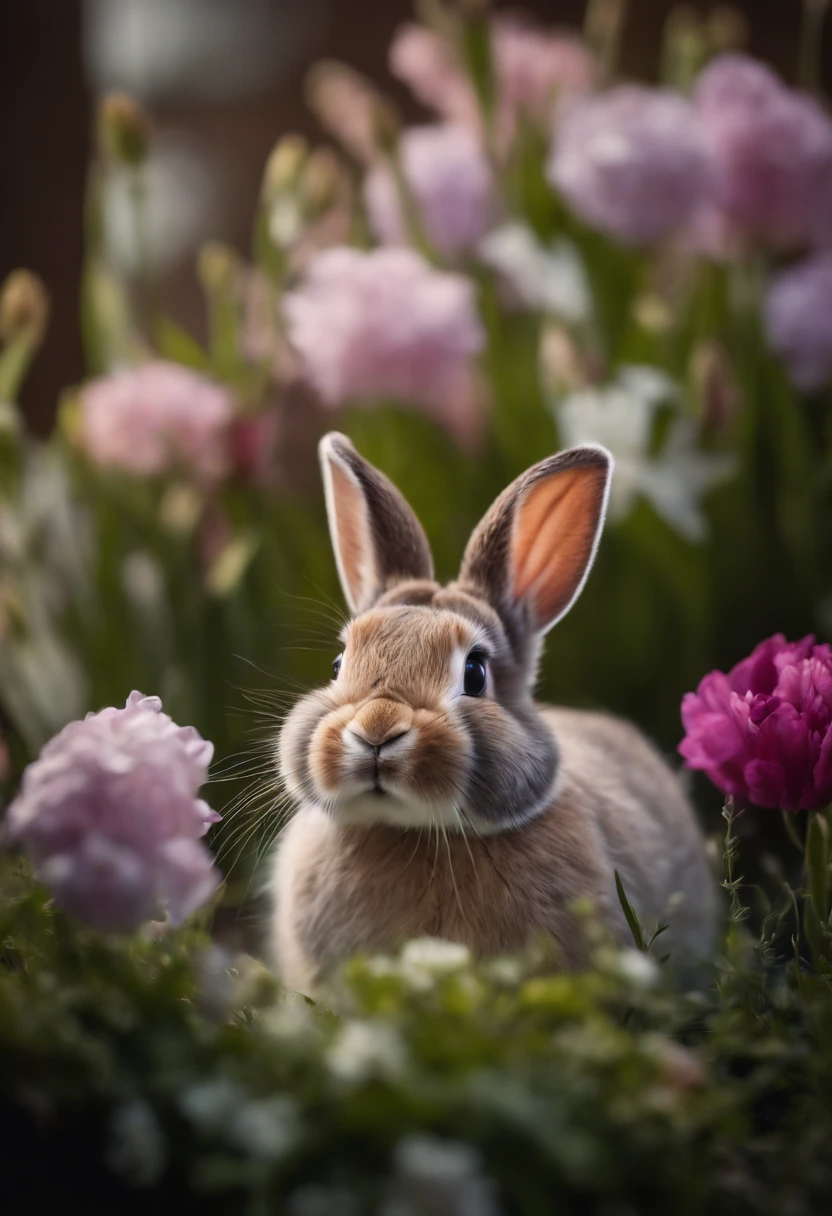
[270,709,716,995]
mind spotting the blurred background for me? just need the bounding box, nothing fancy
[3,0,829,438]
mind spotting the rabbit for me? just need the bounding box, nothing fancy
[270,432,717,994]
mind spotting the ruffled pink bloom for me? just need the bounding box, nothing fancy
[679,635,832,811]
[283,246,485,445]
[390,16,593,149]
[364,124,495,258]
[80,361,235,480]
[549,86,710,246]
[765,252,832,391]
[5,692,222,931]
[694,54,832,250]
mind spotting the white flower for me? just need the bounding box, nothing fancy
[556,366,734,541]
[383,1135,502,1216]
[227,1095,300,1161]
[106,1099,166,1187]
[326,1019,406,1083]
[399,938,471,990]
[616,948,660,988]
[180,1077,247,1130]
[479,223,591,325]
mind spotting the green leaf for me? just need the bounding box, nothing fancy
[615,869,646,952]
[154,316,209,370]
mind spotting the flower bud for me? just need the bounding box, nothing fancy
[300,148,341,215]
[262,135,308,203]
[196,241,239,296]
[690,340,741,431]
[539,324,589,396]
[0,270,50,346]
[706,6,748,52]
[98,92,152,166]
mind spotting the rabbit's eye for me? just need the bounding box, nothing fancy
[332,653,343,680]
[463,651,487,697]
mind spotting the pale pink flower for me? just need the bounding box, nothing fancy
[80,361,234,480]
[389,24,481,133]
[364,124,495,258]
[549,86,710,246]
[283,246,485,444]
[765,252,832,391]
[390,16,593,150]
[306,61,387,165]
[694,54,832,250]
[5,692,221,931]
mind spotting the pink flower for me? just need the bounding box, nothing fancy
[679,635,832,811]
[282,246,485,444]
[5,692,222,931]
[80,361,235,480]
[765,252,832,391]
[364,124,495,258]
[694,54,832,250]
[549,86,710,246]
[389,16,593,150]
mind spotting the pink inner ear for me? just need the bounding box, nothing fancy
[329,460,373,609]
[512,466,606,629]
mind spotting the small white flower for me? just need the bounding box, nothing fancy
[106,1099,166,1187]
[180,1077,247,1131]
[556,366,734,541]
[399,938,471,991]
[383,1135,502,1216]
[326,1019,406,1083]
[227,1095,300,1161]
[616,948,660,988]
[479,222,591,325]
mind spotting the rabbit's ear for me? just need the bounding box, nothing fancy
[319,433,434,615]
[459,446,612,637]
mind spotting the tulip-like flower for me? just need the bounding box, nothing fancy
[283,246,485,444]
[680,635,832,811]
[765,252,832,392]
[549,86,709,246]
[694,54,832,250]
[80,361,235,480]
[5,692,222,931]
[364,124,495,258]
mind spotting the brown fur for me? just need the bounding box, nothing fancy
[270,435,718,994]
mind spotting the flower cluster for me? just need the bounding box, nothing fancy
[282,246,486,443]
[5,692,221,930]
[80,361,235,480]
[680,634,832,811]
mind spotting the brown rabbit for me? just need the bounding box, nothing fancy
[271,433,717,994]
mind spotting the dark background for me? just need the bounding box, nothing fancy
[0,0,827,436]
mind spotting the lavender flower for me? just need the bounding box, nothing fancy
[5,692,221,931]
[549,86,709,246]
[80,361,234,480]
[364,124,495,258]
[283,247,485,444]
[765,252,832,391]
[694,54,832,250]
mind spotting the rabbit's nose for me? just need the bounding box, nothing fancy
[348,699,413,749]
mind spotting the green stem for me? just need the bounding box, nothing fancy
[799,0,830,94]
[803,805,831,966]
[721,800,748,928]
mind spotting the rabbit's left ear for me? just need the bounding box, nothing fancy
[319,433,434,615]
[458,446,612,636]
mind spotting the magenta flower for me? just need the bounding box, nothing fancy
[694,54,832,250]
[283,246,485,444]
[364,124,495,258]
[680,635,832,811]
[765,252,832,391]
[549,86,710,246]
[5,692,222,931]
[80,361,235,480]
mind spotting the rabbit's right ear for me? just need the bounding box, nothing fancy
[319,433,434,615]
[458,446,612,639]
